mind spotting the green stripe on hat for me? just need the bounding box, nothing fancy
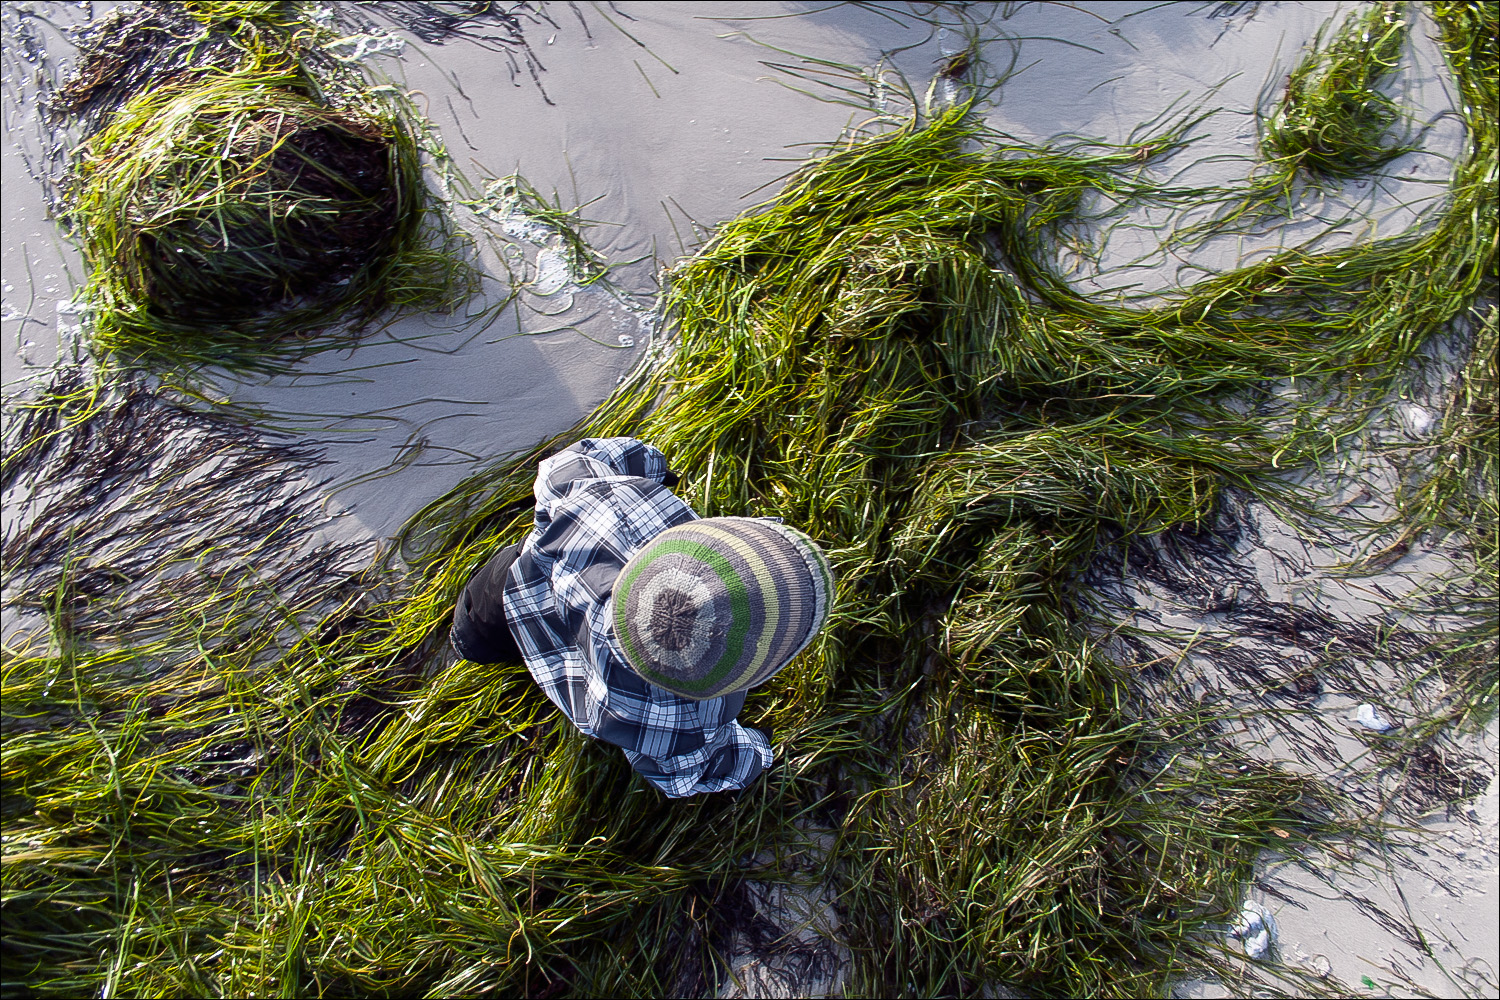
[686,521,785,679]
[611,516,832,700]
[615,538,750,695]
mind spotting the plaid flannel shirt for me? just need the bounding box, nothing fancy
[503,437,774,797]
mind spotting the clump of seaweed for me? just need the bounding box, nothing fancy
[1263,1,1414,182]
[59,3,475,370]
[50,3,274,135]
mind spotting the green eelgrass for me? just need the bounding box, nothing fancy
[4,4,1497,999]
[462,173,613,288]
[62,5,477,371]
[1377,299,1498,726]
[182,1,300,27]
[1167,2,1424,258]
[1262,1,1416,184]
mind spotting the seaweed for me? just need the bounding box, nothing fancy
[1262,1,1416,183]
[57,3,477,371]
[2,3,1496,998]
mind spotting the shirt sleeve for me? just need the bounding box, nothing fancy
[620,717,774,798]
[584,604,773,797]
[536,437,670,507]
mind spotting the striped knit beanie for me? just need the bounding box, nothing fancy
[612,517,834,700]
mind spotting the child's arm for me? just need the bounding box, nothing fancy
[536,437,672,501]
[565,437,671,480]
[620,718,774,798]
[585,652,774,797]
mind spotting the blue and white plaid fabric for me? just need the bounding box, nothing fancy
[503,437,773,797]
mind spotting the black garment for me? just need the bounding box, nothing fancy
[450,542,523,663]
